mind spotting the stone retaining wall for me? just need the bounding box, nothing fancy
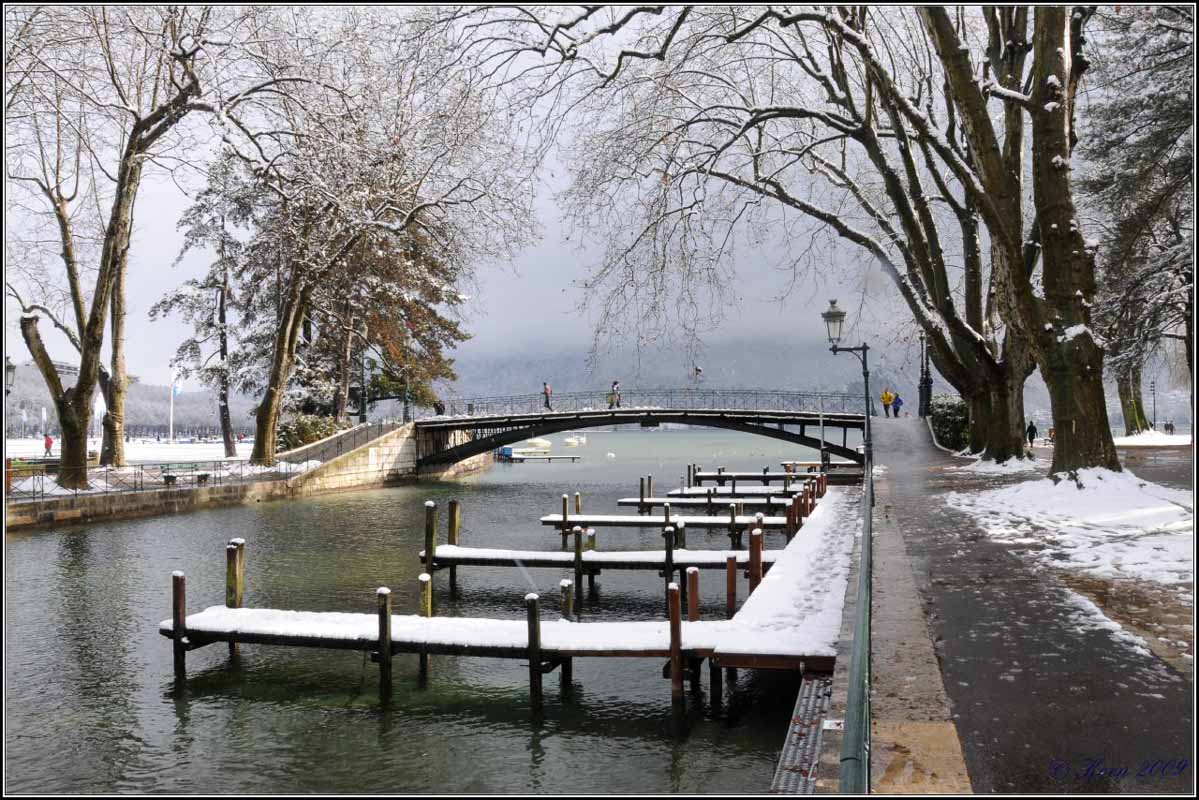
[5,424,492,530]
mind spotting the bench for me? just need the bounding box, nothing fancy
[161,464,210,487]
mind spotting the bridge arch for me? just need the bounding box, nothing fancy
[415,408,865,468]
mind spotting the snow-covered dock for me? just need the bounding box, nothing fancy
[159,486,855,702]
[616,495,791,510]
[422,544,782,570]
[539,512,791,530]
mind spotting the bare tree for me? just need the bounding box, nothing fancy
[4,6,330,482]
[451,5,1125,472]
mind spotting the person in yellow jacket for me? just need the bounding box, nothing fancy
[880,388,895,418]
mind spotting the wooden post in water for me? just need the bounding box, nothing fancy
[784,472,791,492]
[447,500,461,593]
[762,466,770,484]
[710,655,723,707]
[796,491,806,529]
[423,501,437,600]
[526,593,542,704]
[574,491,582,516]
[749,529,763,593]
[572,526,584,619]
[586,529,597,593]
[725,556,737,619]
[172,571,187,679]
[558,581,573,687]
[727,503,739,549]
[225,541,243,658]
[731,475,737,495]
[662,527,676,616]
[668,583,683,702]
[560,578,574,620]
[639,476,646,514]
[647,474,654,502]
[686,567,699,621]
[676,519,687,550]
[419,573,432,677]
[561,494,570,547]
[377,587,393,691]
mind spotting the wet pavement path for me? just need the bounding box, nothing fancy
[873,419,1193,793]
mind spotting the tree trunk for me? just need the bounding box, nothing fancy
[966,393,989,454]
[218,270,236,458]
[982,365,1027,463]
[1031,8,1121,474]
[101,256,129,466]
[333,310,355,422]
[1115,365,1151,436]
[251,278,310,465]
[56,400,91,489]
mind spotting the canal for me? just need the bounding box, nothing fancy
[5,427,860,793]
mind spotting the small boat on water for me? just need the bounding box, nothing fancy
[563,434,588,447]
[524,437,552,449]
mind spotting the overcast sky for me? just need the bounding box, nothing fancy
[5,154,924,392]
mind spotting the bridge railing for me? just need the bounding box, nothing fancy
[424,389,864,419]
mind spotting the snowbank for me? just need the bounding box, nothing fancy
[947,467,1193,588]
[1112,430,1192,448]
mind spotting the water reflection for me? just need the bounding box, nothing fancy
[7,429,839,792]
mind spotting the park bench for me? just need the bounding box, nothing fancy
[161,464,211,487]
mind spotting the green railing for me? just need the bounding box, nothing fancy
[839,445,873,791]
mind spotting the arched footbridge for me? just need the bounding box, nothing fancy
[414,389,866,468]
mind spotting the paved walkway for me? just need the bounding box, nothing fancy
[873,419,1193,793]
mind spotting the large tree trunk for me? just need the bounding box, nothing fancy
[1115,364,1151,436]
[1031,8,1120,474]
[101,256,128,466]
[966,392,989,454]
[56,400,91,489]
[251,279,310,465]
[333,310,355,422]
[217,269,236,458]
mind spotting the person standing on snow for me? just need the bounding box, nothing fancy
[1026,420,1038,447]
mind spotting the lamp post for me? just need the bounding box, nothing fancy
[5,356,15,396]
[918,331,933,418]
[1150,379,1156,430]
[822,300,872,467]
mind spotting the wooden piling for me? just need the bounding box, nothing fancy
[526,593,542,702]
[419,573,432,676]
[586,529,597,593]
[225,543,242,657]
[572,526,584,619]
[172,571,187,678]
[585,528,596,552]
[560,579,574,620]
[574,491,582,515]
[647,474,653,500]
[727,503,738,549]
[639,476,646,514]
[668,583,683,701]
[447,500,461,592]
[676,519,687,550]
[561,494,570,545]
[686,566,699,621]
[762,466,770,485]
[784,472,791,492]
[377,587,393,690]
[710,657,723,706]
[725,556,737,619]
[749,529,763,593]
[662,527,676,615]
[424,501,437,590]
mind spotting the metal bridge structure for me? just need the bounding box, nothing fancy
[413,389,867,468]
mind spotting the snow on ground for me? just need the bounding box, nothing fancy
[1064,590,1154,659]
[1112,430,1193,447]
[5,437,256,463]
[947,467,1194,590]
[8,458,322,498]
[955,454,1045,474]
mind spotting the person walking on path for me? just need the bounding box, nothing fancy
[608,380,621,409]
[892,394,904,417]
[43,434,53,457]
[1026,420,1038,448]
[542,382,553,412]
[880,388,895,418]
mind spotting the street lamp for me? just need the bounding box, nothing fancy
[5,356,15,396]
[822,299,873,467]
[1150,379,1156,430]
[918,331,933,418]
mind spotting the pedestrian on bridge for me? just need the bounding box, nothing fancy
[609,380,621,409]
[543,382,553,412]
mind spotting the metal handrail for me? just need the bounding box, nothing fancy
[424,388,862,419]
[839,445,873,792]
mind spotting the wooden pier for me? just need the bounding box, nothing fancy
[159,462,854,718]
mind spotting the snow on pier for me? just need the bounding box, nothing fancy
[539,512,791,530]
